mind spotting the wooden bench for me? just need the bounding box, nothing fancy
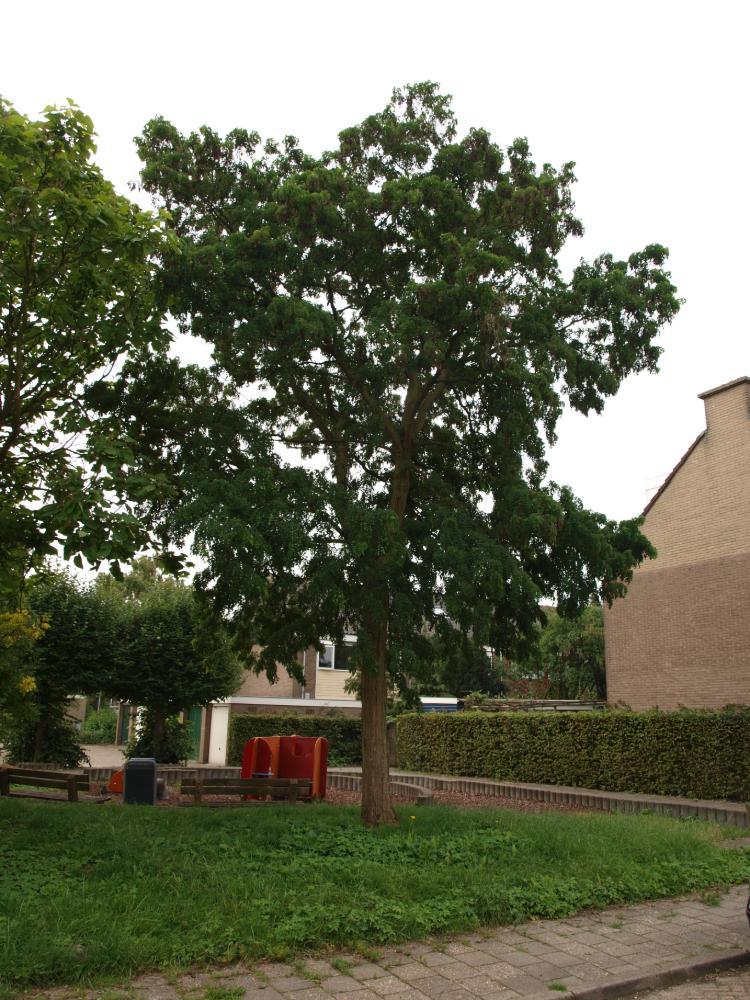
[180,775,311,805]
[0,765,90,802]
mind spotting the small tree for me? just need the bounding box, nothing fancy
[101,560,241,759]
[101,83,680,823]
[537,605,606,699]
[2,569,113,765]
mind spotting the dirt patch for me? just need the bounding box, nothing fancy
[324,786,599,814]
[78,783,600,814]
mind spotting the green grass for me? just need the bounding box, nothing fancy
[1,799,749,991]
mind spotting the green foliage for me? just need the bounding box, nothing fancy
[125,711,193,764]
[539,605,605,699]
[0,99,174,593]
[396,710,750,800]
[4,710,88,768]
[100,83,680,820]
[115,81,679,681]
[1,798,747,989]
[0,608,44,729]
[80,706,117,745]
[1,561,239,764]
[227,713,362,767]
[100,559,242,728]
[430,634,505,698]
[506,604,605,699]
[1,568,112,763]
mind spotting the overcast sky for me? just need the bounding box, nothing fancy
[5,0,748,522]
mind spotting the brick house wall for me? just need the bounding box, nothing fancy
[604,377,750,710]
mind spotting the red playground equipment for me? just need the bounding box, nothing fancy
[241,735,328,800]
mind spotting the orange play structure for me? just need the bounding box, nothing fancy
[241,735,328,800]
[107,769,124,794]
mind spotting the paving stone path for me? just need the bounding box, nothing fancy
[26,886,750,1000]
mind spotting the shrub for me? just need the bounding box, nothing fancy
[396,709,750,801]
[125,713,193,764]
[227,713,362,767]
[4,711,87,768]
[80,707,117,745]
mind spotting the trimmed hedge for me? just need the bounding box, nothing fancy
[227,713,362,768]
[396,710,750,801]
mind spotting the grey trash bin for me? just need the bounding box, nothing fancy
[124,757,157,805]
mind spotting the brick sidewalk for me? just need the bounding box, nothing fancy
[26,885,750,1000]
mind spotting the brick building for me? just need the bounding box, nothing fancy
[604,376,750,710]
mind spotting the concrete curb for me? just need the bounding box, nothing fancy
[569,947,750,998]
[327,771,432,803]
[329,767,750,827]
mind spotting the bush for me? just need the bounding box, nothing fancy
[125,713,193,764]
[228,713,362,767]
[396,709,750,801]
[4,711,87,768]
[81,706,117,745]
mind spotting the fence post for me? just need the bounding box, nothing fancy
[66,775,79,803]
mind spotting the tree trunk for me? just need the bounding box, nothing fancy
[151,708,166,760]
[360,619,397,827]
[33,715,46,762]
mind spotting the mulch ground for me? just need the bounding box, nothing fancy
[6,784,601,814]
[325,786,599,814]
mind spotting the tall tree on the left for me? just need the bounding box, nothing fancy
[0,98,173,609]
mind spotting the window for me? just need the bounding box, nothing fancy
[318,638,356,670]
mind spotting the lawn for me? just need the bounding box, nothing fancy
[1,798,749,991]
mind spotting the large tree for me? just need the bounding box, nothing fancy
[103,83,679,824]
[0,98,173,597]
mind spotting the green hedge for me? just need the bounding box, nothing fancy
[227,713,362,768]
[396,710,750,801]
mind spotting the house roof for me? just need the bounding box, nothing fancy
[641,430,705,517]
[697,375,750,400]
[641,376,749,517]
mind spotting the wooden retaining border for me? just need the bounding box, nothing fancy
[82,765,432,805]
[329,768,750,827]
[85,765,242,783]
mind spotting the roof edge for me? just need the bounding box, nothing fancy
[697,376,750,400]
[641,430,705,517]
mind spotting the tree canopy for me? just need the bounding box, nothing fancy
[97,83,680,823]
[504,604,606,700]
[99,559,241,751]
[2,560,240,765]
[0,99,172,597]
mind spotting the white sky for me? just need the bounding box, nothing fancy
[5,0,749,522]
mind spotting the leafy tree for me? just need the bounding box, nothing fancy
[101,83,679,824]
[125,713,194,765]
[0,98,173,598]
[401,633,505,700]
[2,568,113,765]
[436,638,505,700]
[0,608,44,736]
[537,604,605,699]
[80,705,117,745]
[100,560,241,758]
[3,560,240,764]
